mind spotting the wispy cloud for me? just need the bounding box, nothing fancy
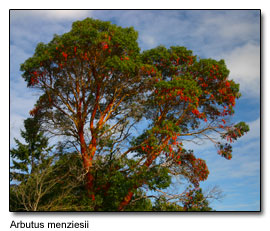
[223,43,260,97]
[10,114,25,146]
[214,200,260,211]
[91,10,259,54]
[10,10,93,22]
[229,161,260,178]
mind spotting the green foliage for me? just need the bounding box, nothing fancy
[153,197,184,211]
[182,187,213,211]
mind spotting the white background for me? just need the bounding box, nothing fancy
[2,1,268,231]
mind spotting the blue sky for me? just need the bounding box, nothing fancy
[10,10,260,211]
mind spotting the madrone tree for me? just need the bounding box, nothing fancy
[20,18,249,211]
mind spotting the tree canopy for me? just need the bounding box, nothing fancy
[14,17,249,211]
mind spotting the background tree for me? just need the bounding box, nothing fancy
[19,18,249,211]
[10,116,51,210]
[10,117,86,211]
[10,151,88,211]
[10,117,52,183]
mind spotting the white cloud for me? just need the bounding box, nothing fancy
[207,154,259,181]
[11,10,92,22]
[36,10,92,20]
[223,43,260,97]
[10,92,37,116]
[10,45,32,74]
[199,11,259,44]
[214,200,260,211]
[229,160,260,178]
[10,113,25,146]
[207,145,259,181]
[140,34,157,48]
[10,92,38,146]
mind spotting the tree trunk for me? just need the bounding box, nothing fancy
[79,126,96,201]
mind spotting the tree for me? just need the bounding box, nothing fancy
[10,117,85,211]
[10,117,89,211]
[10,116,52,210]
[10,117,52,183]
[19,18,249,211]
[10,150,89,211]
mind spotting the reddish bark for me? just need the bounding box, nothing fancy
[78,123,96,201]
[118,191,134,211]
